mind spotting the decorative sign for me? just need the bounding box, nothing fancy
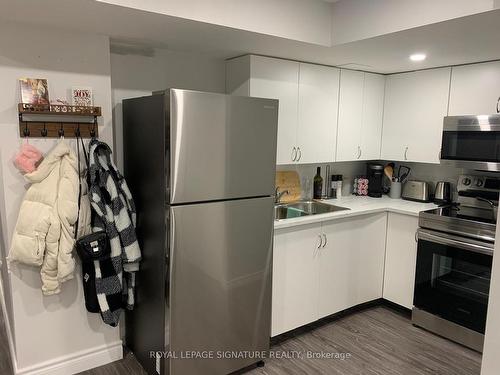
[72,87,93,107]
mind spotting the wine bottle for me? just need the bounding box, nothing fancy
[313,167,323,199]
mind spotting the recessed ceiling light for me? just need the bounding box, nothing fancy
[410,53,426,62]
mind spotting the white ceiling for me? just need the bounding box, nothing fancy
[1,0,500,73]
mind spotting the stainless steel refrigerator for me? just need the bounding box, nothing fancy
[123,89,278,375]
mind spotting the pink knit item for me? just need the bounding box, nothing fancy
[13,143,44,174]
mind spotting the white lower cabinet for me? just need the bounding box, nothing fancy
[272,223,321,337]
[319,213,387,318]
[272,213,387,336]
[383,213,419,309]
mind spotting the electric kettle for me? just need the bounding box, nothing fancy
[434,181,452,205]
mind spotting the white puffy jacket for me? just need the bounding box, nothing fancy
[9,141,90,295]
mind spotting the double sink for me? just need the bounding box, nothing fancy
[274,200,350,221]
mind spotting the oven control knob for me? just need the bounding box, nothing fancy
[476,179,484,187]
[462,177,471,186]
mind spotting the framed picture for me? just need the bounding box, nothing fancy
[71,87,93,107]
[19,78,49,105]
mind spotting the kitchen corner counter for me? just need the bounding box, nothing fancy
[274,195,438,230]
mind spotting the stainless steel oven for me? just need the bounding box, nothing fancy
[414,228,493,352]
[441,115,500,171]
[413,174,499,352]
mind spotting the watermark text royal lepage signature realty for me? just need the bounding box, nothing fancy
[150,350,352,361]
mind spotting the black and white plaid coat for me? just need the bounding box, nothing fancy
[88,139,141,326]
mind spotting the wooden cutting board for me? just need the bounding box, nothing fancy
[275,171,301,203]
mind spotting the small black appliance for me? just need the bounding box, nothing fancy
[367,163,384,198]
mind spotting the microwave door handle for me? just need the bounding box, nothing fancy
[418,229,494,256]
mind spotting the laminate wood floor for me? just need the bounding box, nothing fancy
[0,305,482,375]
[0,302,13,375]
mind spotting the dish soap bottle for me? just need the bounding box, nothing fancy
[313,167,323,199]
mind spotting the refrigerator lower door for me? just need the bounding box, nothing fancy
[167,197,273,375]
[170,89,278,204]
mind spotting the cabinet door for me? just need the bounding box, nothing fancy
[449,61,500,115]
[383,213,419,309]
[249,56,299,165]
[272,224,320,336]
[297,63,339,164]
[360,73,385,160]
[336,69,364,161]
[382,68,450,163]
[318,213,386,318]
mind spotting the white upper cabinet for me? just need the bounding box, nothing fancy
[226,55,339,165]
[337,70,385,161]
[381,67,451,163]
[449,61,500,115]
[360,73,385,160]
[337,70,364,161]
[248,56,300,164]
[297,63,340,164]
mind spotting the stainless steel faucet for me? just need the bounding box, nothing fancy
[275,187,290,204]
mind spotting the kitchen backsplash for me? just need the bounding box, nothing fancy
[278,161,500,201]
[277,161,366,198]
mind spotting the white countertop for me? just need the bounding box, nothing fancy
[274,195,438,230]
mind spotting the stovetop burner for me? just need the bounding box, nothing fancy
[419,174,499,242]
[426,205,497,225]
[419,204,496,243]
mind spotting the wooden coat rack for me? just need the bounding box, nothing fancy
[18,103,101,138]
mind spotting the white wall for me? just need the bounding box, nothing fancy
[482,215,500,374]
[0,22,121,374]
[111,46,226,170]
[97,0,333,46]
[332,0,497,44]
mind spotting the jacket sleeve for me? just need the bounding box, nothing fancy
[9,200,51,267]
[40,211,61,295]
[76,179,92,239]
[56,155,79,283]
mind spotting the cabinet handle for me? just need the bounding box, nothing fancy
[291,147,297,162]
[415,230,418,243]
[297,147,302,162]
[317,234,323,249]
[322,233,327,248]
[404,146,409,161]
[356,146,361,159]
[497,97,500,113]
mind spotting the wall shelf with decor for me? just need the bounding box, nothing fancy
[18,103,101,138]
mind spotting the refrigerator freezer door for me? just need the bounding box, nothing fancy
[168,197,273,375]
[170,89,278,204]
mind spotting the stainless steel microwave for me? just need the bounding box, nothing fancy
[441,115,500,171]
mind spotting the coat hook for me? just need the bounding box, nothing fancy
[90,122,96,138]
[23,123,30,137]
[59,124,65,138]
[75,124,81,138]
[41,122,48,137]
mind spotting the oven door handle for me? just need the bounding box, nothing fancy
[417,229,494,256]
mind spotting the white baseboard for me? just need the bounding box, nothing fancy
[15,341,123,375]
[0,275,18,374]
